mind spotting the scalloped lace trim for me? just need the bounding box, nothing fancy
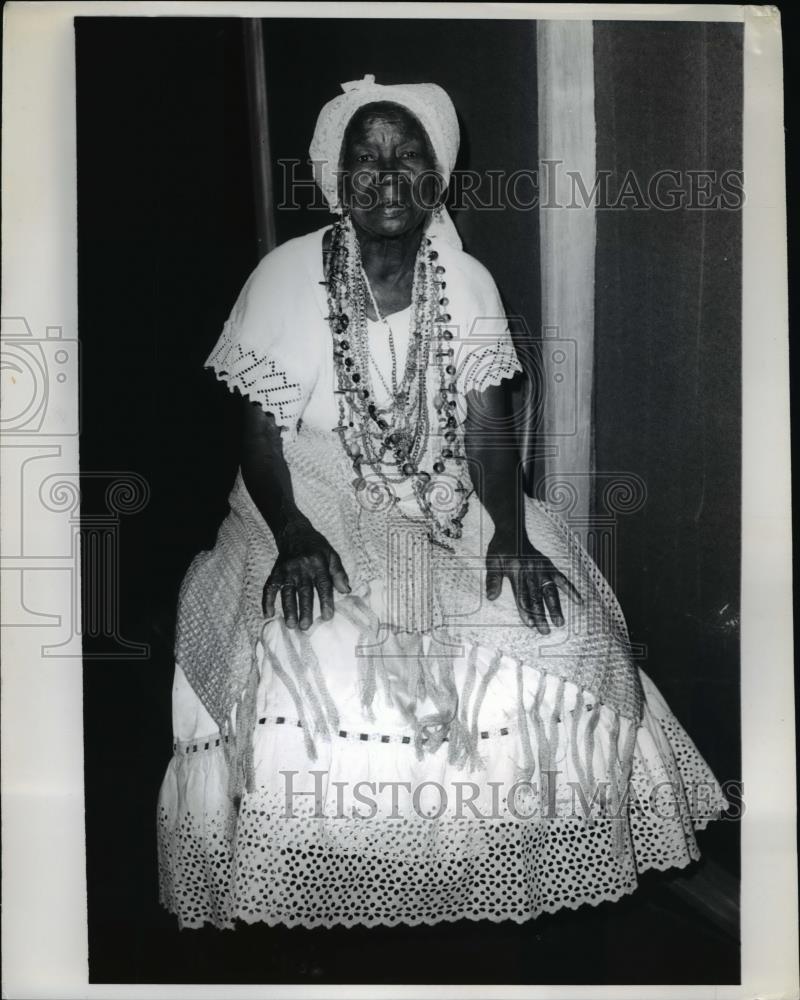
[158,685,728,930]
[205,320,304,432]
[459,337,524,394]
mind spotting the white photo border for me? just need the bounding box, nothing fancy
[1,3,795,998]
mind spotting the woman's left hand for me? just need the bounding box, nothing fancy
[485,532,581,634]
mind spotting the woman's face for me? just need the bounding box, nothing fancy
[339,102,442,239]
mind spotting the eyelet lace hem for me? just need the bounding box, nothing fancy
[158,672,729,930]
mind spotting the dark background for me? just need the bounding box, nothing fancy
[77,16,741,985]
[593,20,742,837]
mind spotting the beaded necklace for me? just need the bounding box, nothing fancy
[361,269,401,398]
[325,214,472,547]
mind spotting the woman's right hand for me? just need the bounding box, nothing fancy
[262,516,351,630]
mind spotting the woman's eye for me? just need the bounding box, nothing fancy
[357,153,375,163]
[400,150,418,159]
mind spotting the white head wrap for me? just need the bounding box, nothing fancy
[309,74,462,249]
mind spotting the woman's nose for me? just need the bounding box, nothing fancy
[375,159,410,195]
[375,151,409,181]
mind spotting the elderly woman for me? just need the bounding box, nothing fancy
[158,77,727,930]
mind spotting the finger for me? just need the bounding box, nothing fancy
[263,577,281,618]
[540,578,564,628]
[485,556,504,601]
[315,567,335,621]
[516,569,538,627]
[509,567,535,628]
[526,580,550,635]
[297,578,315,631]
[553,570,583,605]
[328,549,351,595]
[280,584,299,629]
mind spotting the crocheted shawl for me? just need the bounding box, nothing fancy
[175,227,644,817]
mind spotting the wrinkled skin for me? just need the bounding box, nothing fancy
[339,101,441,247]
[484,533,580,635]
[262,513,350,631]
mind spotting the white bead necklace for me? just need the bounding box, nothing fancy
[361,266,400,398]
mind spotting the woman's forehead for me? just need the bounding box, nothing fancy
[346,102,425,139]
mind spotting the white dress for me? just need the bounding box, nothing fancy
[157,225,728,930]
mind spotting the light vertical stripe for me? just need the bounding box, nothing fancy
[537,20,597,539]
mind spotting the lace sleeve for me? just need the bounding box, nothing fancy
[204,243,319,435]
[456,325,523,395]
[452,266,523,396]
[205,319,304,427]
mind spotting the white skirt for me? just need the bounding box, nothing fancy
[157,573,728,931]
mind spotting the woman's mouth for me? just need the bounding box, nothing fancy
[379,202,408,216]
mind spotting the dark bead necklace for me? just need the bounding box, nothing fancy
[326,215,472,546]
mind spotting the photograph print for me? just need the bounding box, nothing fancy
[75,10,744,986]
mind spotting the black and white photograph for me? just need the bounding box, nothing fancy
[1,3,796,997]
